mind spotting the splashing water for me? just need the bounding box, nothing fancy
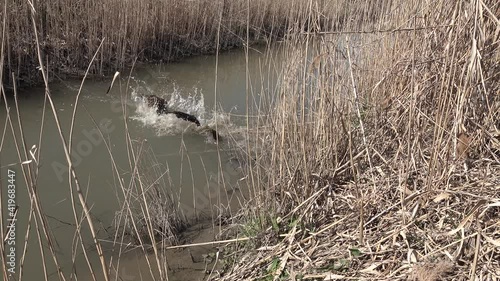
[130,83,235,142]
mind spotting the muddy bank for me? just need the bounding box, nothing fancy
[108,220,223,281]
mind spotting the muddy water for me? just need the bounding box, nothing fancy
[0,46,280,280]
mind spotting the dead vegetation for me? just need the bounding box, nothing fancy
[2,0,326,85]
[112,142,187,246]
[411,261,454,281]
[217,0,499,280]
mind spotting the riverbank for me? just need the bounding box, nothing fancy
[216,0,499,280]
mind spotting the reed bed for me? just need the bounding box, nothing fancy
[2,0,323,85]
[218,0,499,280]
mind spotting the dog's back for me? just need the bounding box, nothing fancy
[140,94,221,142]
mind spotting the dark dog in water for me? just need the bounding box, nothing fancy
[145,95,201,126]
[143,95,220,141]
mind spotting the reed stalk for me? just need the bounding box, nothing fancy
[222,0,499,280]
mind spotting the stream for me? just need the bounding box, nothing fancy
[0,46,281,280]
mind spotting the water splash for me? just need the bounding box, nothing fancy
[130,83,236,143]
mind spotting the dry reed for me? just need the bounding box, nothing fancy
[219,0,499,280]
[1,0,323,86]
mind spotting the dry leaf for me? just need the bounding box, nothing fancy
[407,249,418,263]
[433,192,451,203]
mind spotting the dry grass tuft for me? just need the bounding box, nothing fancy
[411,261,454,281]
[113,143,186,246]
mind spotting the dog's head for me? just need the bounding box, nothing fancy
[142,95,169,114]
[144,95,162,107]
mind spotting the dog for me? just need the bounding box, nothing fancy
[143,95,220,142]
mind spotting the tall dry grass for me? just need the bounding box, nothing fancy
[223,0,499,280]
[1,0,338,85]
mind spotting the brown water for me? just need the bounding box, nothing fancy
[0,46,280,280]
